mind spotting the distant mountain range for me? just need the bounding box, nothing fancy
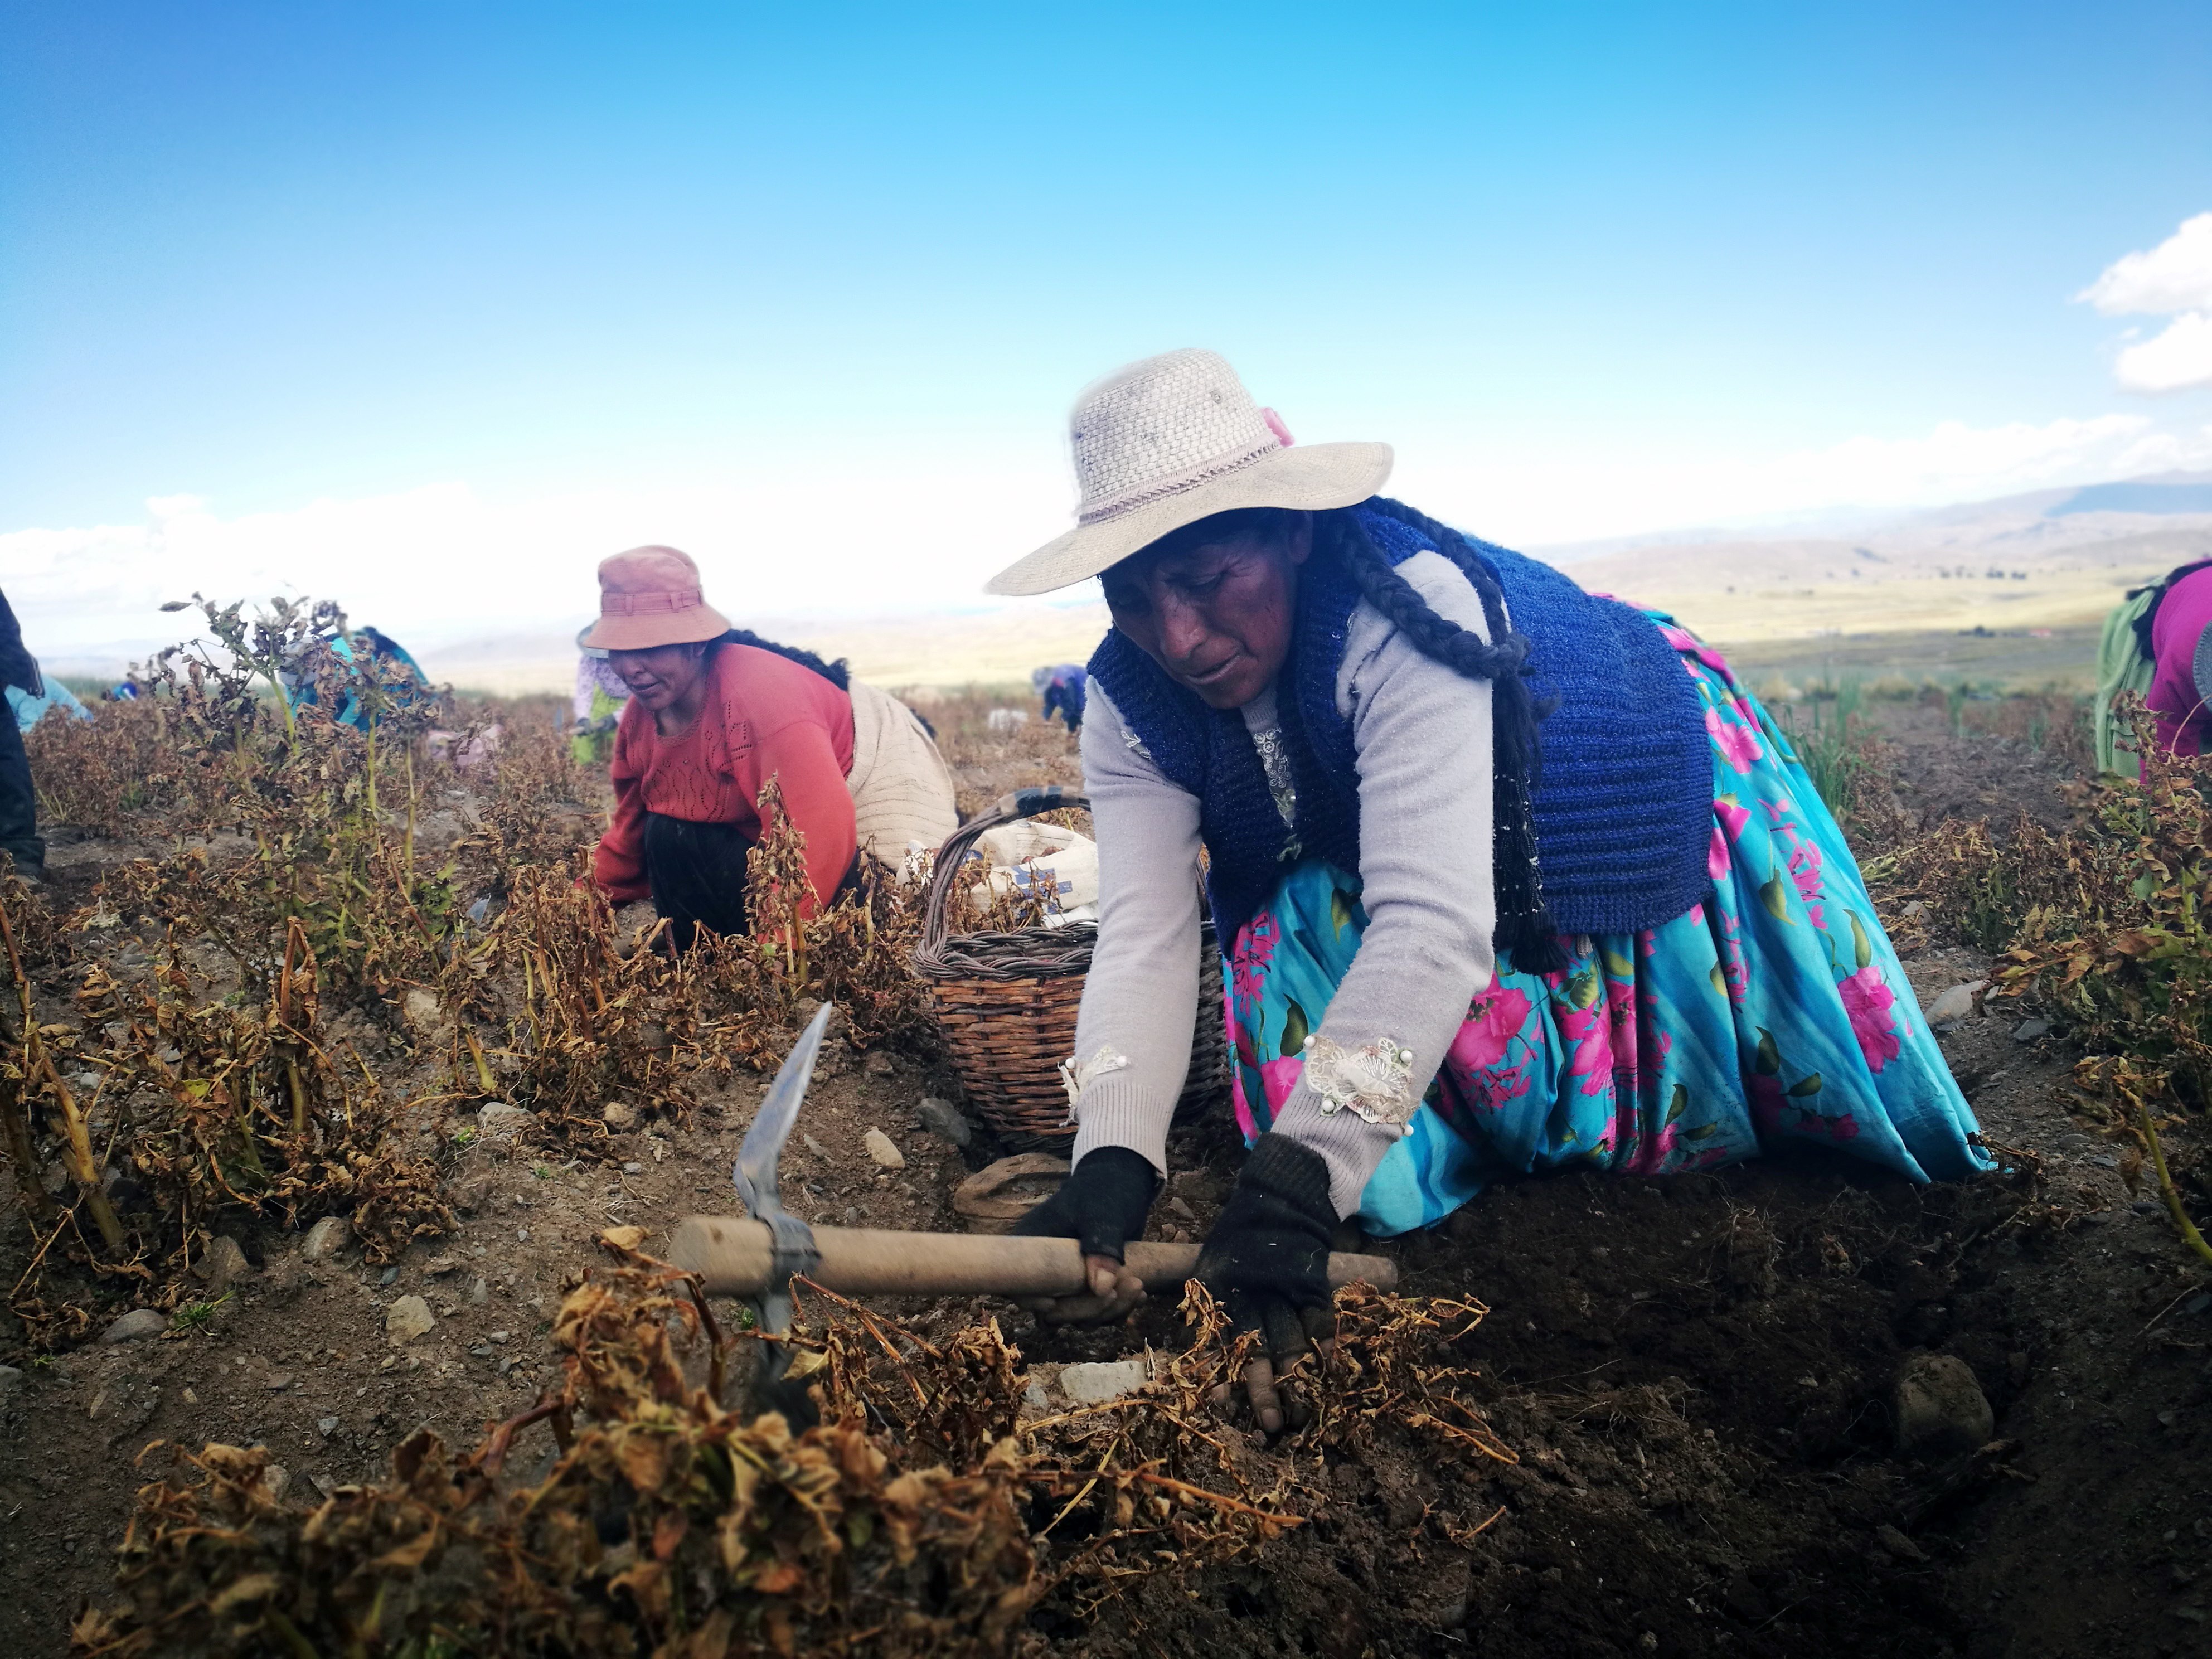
[1551,470,2212,603]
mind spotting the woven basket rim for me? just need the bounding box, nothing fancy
[912,786,1098,982]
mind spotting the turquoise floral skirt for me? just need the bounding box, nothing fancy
[1226,617,1988,1236]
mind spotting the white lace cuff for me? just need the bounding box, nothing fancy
[1059,1045,1130,1111]
[1301,1034,1419,1134]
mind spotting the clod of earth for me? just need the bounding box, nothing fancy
[1893,1350,1995,1459]
[1876,1523,1931,1563]
[476,1102,535,1139]
[191,1235,250,1293]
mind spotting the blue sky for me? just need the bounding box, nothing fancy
[2,2,2208,657]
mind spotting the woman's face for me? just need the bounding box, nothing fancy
[608,642,707,713]
[1102,518,1311,711]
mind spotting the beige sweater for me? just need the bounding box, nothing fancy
[1068,551,1500,1217]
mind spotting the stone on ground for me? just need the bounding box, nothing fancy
[1059,1359,1152,1405]
[916,1097,973,1148]
[385,1295,436,1345]
[1922,979,1987,1026]
[101,1308,168,1344]
[863,1128,906,1170]
[301,1215,351,1262]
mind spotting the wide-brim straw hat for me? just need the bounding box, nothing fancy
[986,348,1393,596]
[580,545,734,651]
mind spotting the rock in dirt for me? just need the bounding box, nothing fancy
[317,1416,339,1437]
[468,1277,489,1304]
[915,1097,973,1148]
[953,1153,1069,1234]
[601,1102,638,1131]
[1922,980,1987,1026]
[1059,1359,1152,1404]
[2011,1017,2051,1042]
[476,1103,535,1140]
[385,1295,436,1345]
[101,1308,168,1344]
[0,1364,22,1405]
[193,1235,252,1293]
[1875,1523,1930,1563]
[301,1216,352,1262]
[863,1128,906,1170]
[1893,1351,1993,1458]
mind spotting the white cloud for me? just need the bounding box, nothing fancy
[2114,311,2212,395]
[2079,212,2212,315]
[2078,212,2212,394]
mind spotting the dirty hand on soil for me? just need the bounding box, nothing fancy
[1194,1134,1337,1434]
[1009,1145,1157,1322]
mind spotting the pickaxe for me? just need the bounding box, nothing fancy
[667,1002,1398,1365]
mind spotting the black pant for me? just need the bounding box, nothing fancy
[642,812,864,950]
[0,712,42,879]
[643,813,754,950]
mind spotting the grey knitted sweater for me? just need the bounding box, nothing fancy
[1069,551,1498,1217]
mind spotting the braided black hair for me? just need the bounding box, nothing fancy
[1317,499,1566,974]
[707,629,851,690]
[2128,558,2212,662]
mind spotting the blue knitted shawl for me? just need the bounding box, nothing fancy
[1086,502,1713,947]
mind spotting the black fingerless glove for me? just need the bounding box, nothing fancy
[1195,1133,1337,1360]
[1010,1146,1160,1262]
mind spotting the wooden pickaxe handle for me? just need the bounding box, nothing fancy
[667,1215,1398,1298]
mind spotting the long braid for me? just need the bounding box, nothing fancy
[710,629,851,690]
[1320,500,1568,976]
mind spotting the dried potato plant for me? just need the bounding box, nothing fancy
[77,1240,1517,1656]
[77,1243,1042,1659]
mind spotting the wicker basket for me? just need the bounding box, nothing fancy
[913,785,1230,1148]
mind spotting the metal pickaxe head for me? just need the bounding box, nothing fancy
[732,1005,832,1398]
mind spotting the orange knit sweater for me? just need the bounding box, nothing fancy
[592,644,857,913]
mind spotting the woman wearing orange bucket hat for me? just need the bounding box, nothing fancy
[583,546,956,946]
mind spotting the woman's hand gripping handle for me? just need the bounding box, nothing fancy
[1008,1146,1159,1323]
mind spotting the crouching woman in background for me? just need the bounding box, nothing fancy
[585,545,958,946]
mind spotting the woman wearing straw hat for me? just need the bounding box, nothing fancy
[995,350,1983,1432]
[584,546,957,946]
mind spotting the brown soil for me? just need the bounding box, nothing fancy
[4,701,2209,1658]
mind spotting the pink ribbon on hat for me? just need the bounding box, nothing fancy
[1260,407,1294,448]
